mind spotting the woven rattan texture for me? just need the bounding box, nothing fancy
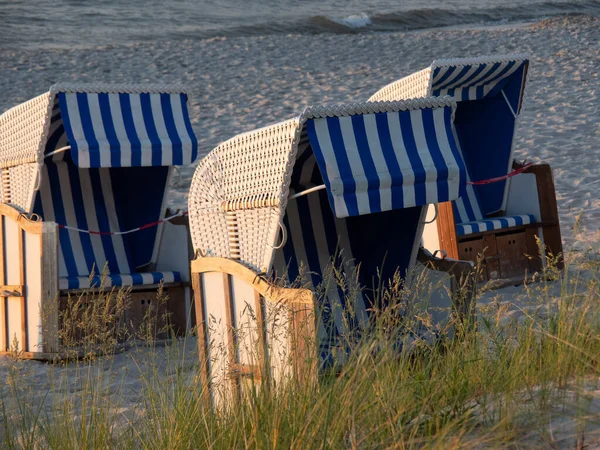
[368,69,432,102]
[188,118,301,271]
[7,164,37,212]
[189,97,456,272]
[0,92,51,169]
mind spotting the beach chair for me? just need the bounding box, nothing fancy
[0,84,198,358]
[370,54,563,283]
[188,98,475,405]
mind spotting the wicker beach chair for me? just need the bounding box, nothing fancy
[370,54,563,284]
[0,84,198,358]
[188,97,475,405]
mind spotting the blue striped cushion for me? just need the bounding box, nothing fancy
[456,214,535,236]
[59,271,181,290]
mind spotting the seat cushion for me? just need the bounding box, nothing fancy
[456,214,535,237]
[59,271,181,290]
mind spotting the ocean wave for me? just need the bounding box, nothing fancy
[220,0,600,37]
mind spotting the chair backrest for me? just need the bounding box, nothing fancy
[369,55,529,219]
[33,155,170,278]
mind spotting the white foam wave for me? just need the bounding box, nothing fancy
[333,13,372,29]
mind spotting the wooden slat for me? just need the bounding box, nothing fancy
[253,289,269,385]
[0,215,5,352]
[436,201,460,260]
[40,222,59,353]
[526,164,564,269]
[190,257,314,306]
[18,228,27,352]
[222,273,240,399]
[192,272,211,407]
[482,234,500,280]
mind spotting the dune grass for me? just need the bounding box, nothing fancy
[1,251,600,449]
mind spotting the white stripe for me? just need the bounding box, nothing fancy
[64,94,90,168]
[38,166,68,277]
[78,170,109,275]
[408,110,438,205]
[312,118,348,218]
[128,95,152,166]
[338,116,371,215]
[333,215,369,327]
[432,66,451,84]
[56,163,89,276]
[432,108,461,200]
[140,273,155,285]
[119,275,133,286]
[108,94,131,167]
[284,199,328,342]
[98,169,131,273]
[386,112,416,208]
[363,115,392,212]
[307,192,346,336]
[443,65,480,91]
[150,94,173,166]
[170,94,193,165]
[483,61,523,97]
[86,94,112,167]
[505,217,517,228]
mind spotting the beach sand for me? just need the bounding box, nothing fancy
[0,14,599,447]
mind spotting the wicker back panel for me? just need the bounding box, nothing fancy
[0,92,52,169]
[368,68,431,102]
[188,118,301,271]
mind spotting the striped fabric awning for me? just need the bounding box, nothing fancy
[305,104,466,218]
[430,57,528,111]
[57,91,198,168]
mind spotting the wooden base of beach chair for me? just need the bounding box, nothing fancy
[0,283,192,361]
[434,164,564,286]
[191,257,315,407]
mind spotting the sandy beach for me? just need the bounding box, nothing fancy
[0,14,599,447]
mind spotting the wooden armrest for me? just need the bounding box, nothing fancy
[417,247,474,279]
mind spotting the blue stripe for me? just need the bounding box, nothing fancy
[481,61,516,91]
[444,108,467,199]
[119,94,142,166]
[130,273,144,285]
[432,66,456,89]
[281,212,300,281]
[457,64,487,89]
[350,115,381,213]
[111,274,123,286]
[437,65,471,91]
[98,93,121,167]
[44,124,65,155]
[140,94,162,167]
[397,111,426,206]
[161,94,183,165]
[46,163,78,277]
[88,169,120,273]
[475,85,485,99]
[326,117,359,217]
[57,93,78,162]
[462,62,501,89]
[422,109,449,202]
[151,272,164,284]
[76,93,101,168]
[375,113,404,209]
[66,162,97,273]
[180,94,198,163]
[296,195,338,341]
[109,170,135,271]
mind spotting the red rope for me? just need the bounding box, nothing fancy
[467,163,533,186]
[57,211,188,235]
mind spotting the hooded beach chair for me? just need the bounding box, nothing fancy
[370,54,563,283]
[188,97,475,404]
[0,84,198,358]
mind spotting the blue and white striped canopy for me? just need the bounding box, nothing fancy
[56,91,198,168]
[430,56,528,113]
[304,104,466,218]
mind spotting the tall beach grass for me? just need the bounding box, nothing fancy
[0,248,599,449]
